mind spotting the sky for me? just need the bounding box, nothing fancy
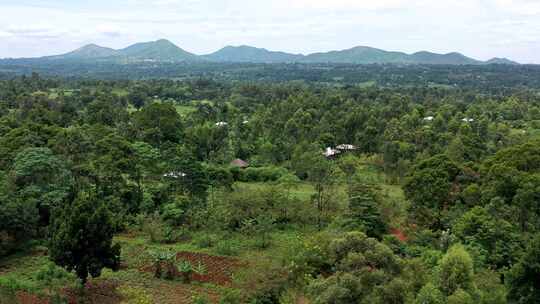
[1,0,540,63]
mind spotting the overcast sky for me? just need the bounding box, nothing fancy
[1,0,539,63]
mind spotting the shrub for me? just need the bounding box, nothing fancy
[142,212,166,243]
[220,289,243,304]
[196,234,216,248]
[142,213,188,244]
[215,239,241,256]
[177,259,206,284]
[447,289,474,304]
[236,166,288,182]
[0,275,36,303]
[415,283,444,304]
[149,249,176,280]
[162,225,190,244]
[207,166,234,190]
[177,260,193,283]
[0,231,16,257]
[36,261,76,300]
[161,201,185,226]
[236,258,289,304]
[438,244,475,296]
[192,294,210,304]
[118,286,153,304]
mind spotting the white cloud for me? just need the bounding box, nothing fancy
[285,0,408,10]
[0,0,540,62]
[4,25,68,39]
[495,0,540,15]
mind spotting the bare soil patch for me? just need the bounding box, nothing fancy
[141,251,244,286]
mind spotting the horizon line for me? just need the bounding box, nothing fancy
[0,38,522,64]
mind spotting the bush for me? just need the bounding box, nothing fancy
[0,231,16,257]
[382,234,407,256]
[220,289,243,304]
[236,258,289,304]
[177,260,193,283]
[161,201,185,226]
[192,294,211,304]
[142,213,188,244]
[118,286,152,304]
[234,166,288,182]
[215,239,241,256]
[207,166,234,190]
[447,289,474,304]
[162,225,190,244]
[142,213,165,243]
[149,249,177,280]
[196,234,216,248]
[0,275,36,303]
[36,261,76,299]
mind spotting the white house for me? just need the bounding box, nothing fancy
[336,144,357,151]
[163,172,187,178]
[323,147,340,158]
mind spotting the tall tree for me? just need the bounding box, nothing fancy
[507,234,540,303]
[132,102,183,148]
[49,192,121,285]
[404,154,461,230]
[307,153,340,229]
[347,178,387,238]
[10,147,72,225]
[438,244,475,296]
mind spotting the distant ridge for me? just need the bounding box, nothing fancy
[49,44,118,60]
[409,51,480,65]
[203,45,303,63]
[116,39,199,62]
[15,39,519,65]
[47,39,198,63]
[302,46,412,64]
[485,57,519,65]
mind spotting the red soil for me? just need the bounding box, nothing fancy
[391,228,408,242]
[16,292,50,304]
[14,280,122,304]
[176,251,243,286]
[141,251,244,287]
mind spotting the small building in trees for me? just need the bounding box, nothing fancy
[323,147,341,159]
[336,144,357,152]
[163,171,187,178]
[230,159,249,168]
[324,144,357,159]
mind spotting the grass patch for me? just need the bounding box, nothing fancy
[112,88,129,97]
[175,105,197,116]
[234,181,316,201]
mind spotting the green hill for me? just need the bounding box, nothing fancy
[410,51,480,65]
[49,44,118,60]
[204,45,303,63]
[116,39,199,62]
[301,46,411,64]
[21,39,521,65]
[485,57,519,65]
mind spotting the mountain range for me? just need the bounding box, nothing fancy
[21,39,518,65]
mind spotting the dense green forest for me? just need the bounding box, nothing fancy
[3,61,540,90]
[1,69,540,304]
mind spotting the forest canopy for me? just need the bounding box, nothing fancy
[1,69,540,303]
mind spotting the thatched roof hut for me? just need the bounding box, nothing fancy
[230,159,249,168]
